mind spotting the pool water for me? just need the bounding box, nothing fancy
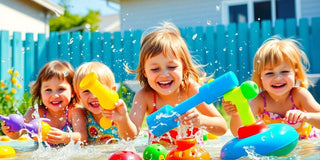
[1,131,320,160]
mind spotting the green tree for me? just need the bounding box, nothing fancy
[49,2,100,32]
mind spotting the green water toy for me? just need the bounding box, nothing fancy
[143,143,167,160]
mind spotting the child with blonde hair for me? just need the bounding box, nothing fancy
[73,61,129,144]
[223,36,320,139]
[1,60,88,146]
[118,22,227,144]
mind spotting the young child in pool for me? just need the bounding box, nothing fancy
[73,61,129,144]
[223,36,320,139]
[1,60,88,145]
[117,22,227,144]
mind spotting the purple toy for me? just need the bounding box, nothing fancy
[0,114,25,132]
[0,114,50,134]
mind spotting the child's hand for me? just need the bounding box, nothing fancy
[1,122,17,137]
[176,108,201,127]
[285,109,305,124]
[222,99,238,116]
[102,99,128,123]
[46,127,70,145]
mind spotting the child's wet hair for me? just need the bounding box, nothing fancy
[31,60,75,106]
[252,36,310,90]
[127,22,206,90]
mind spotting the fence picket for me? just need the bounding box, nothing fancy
[0,17,320,95]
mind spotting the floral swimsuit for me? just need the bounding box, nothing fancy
[86,111,119,144]
[259,92,318,139]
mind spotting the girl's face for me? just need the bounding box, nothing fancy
[260,60,295,97]
[78,83,114,115]
[41,77,74,112]
[144,52,184,95]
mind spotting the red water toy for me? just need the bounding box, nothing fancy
[109,150,142,160]
[166,138,210,160]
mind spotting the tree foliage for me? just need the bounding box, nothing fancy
[49,7,100,32]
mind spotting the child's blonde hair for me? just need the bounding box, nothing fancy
[31,60,75,105]
[73,62,115,98]
[252,36,310,90]
[128,22,206,91]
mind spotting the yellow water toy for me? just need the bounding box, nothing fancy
[25,119,51,142]
[80,72,119,129]
[0,146,16,158]
[0,136,10,141]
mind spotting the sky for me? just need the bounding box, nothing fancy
[49,0,120,16]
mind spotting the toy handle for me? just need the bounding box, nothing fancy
[223,81,258,126]
[80,72,119,129]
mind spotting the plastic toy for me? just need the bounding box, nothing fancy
[27,118,51,142]
[109,150,142,160]
[0,146,16,158]
[220,81,299,159]
[80,72,119,129]
[166,138,210,159]
[146,71,239,137]
[0,114,50,142]
[0,114,25,132]
[143,143,167,160]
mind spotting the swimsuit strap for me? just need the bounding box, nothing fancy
[64,107,70,127]
[43,109,47,118]
[289,90,297,108]
[260,92,267,107]
[152,91,157,113]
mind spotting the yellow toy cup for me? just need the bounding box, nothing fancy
[80,72,119,129]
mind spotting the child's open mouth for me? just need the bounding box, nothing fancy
[271,83,286,88]
[90,101,100,108]
[158,80,173,88]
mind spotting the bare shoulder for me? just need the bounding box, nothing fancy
[132,88,154,114]
[69,103,85,114]
[185,80,201,96]
[249,91,264,115]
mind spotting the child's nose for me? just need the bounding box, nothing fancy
[160,69,169,76]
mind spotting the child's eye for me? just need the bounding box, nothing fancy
[83,90,90,93]
[151,68,159,72]
[281,71,290,73]
[59,88,66,91]
[168,66,177,70]
[45,88,52,92]
[265,72,274,75]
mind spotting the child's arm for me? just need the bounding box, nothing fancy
[288,87,320,128]
[1,121,25,139]
[46,105,88,145]
[69,105,88,144]
[127,89,150,140]
[101,99,136,140]
[221,99,243,136]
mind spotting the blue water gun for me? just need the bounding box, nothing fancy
[146,71,239,137]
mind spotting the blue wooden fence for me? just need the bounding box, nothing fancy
[1,17,320,95]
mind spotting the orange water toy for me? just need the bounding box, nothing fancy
[166,138,210,160]
[0,146,16,158]
[0,136,10,141]
[80,72,119,129]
